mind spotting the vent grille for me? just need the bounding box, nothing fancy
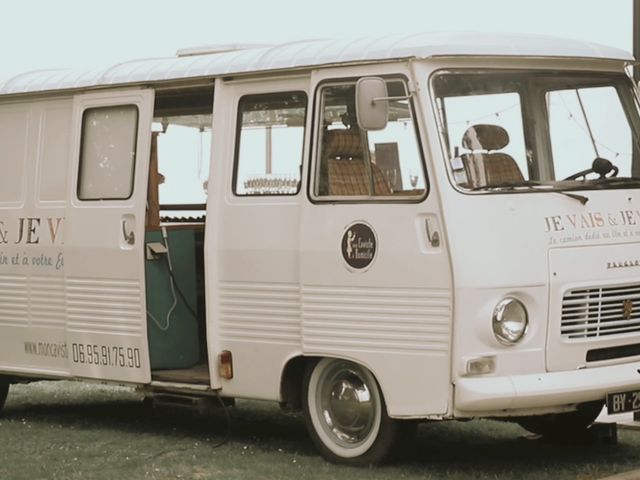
[561,284,640,339]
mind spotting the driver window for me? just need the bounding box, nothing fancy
[314,80,426,199]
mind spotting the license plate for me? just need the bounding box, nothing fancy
[606,389,640,414]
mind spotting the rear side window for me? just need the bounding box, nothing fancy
[78,105,139,200]
[233,92,307,196]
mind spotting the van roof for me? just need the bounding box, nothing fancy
[0,32,632,96]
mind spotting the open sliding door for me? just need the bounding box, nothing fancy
[65,89,154,383]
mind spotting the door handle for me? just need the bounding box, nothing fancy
[425,218,440,248]
[122,219,135,245]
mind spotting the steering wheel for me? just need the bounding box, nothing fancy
[564,157,619,181]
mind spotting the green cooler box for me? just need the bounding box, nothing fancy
[145,229,201,370]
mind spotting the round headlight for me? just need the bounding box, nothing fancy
[492,298,528,345]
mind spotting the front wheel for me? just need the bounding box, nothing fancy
[302,358,414,466]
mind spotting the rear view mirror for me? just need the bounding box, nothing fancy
[356,77,388,131]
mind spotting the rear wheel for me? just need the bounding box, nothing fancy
[517,401,604,437]
[302,358,414,466]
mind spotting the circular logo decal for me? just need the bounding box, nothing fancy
[342,222,377,270]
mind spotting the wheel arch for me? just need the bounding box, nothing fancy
[279,354,391,414]
[0,375,9,414]
[279,355,318,410]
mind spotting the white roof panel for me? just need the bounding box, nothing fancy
[0,32,632,96]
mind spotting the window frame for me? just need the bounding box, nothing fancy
[308,76,429,205]
[232,90,308,197]
[77,104,140,201]
[430,67,640,196]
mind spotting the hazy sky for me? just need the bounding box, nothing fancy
[0,0,633,80]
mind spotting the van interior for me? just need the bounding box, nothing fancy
[144,85,213,385]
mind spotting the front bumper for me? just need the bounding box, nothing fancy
[455,360,640,416]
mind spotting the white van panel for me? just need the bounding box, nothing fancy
[37,103,72,204]
[0,98,71,376]
[64,89,154,384]
[208,76,308,396]
[0,105,29,205]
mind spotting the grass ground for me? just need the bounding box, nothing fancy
[0,381,639,480]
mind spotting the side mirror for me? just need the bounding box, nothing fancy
[356,77,388,131]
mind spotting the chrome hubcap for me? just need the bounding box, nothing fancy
[318,365,377,446]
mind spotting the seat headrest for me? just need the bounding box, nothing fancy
[462,124,509,151]
[323,128,363,158]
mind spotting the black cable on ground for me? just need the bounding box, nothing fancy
[209,390,232,449]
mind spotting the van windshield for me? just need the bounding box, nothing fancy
[432,71,640,193]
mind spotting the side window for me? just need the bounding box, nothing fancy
[78,105,138,200]
[314,80,426,199]
[234,92,307,196]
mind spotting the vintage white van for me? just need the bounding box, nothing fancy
[0,31,639,465]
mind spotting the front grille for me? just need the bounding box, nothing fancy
[561,284,640,339]
[586,343,640,362]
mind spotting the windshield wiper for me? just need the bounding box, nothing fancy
[470,181,590,204]
[469,180,543,191]
[558,191,589,204]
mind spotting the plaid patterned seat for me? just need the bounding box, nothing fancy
[460,152,525,187]
[322,128,391,196]
[324,128,364,158]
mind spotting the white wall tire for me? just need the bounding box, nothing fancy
[302,358,410,465]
